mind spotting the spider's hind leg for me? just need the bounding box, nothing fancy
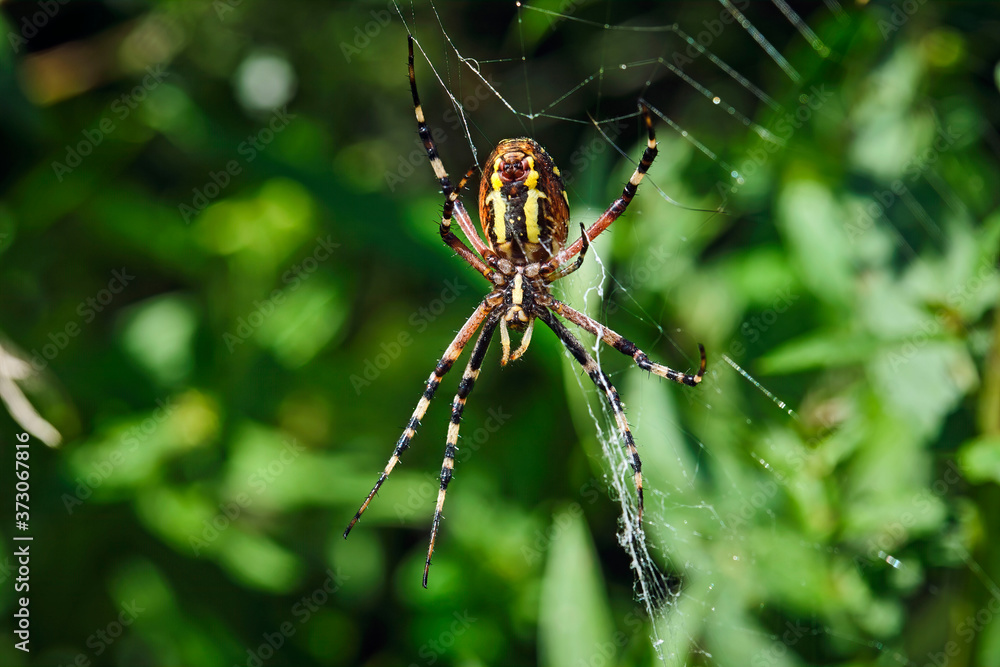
[538,310,647,520]
[424,311,501,587]
[343,302,493,539]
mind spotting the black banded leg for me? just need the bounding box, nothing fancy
[409,34,451,193]
[548,298,706,386]
[441,167,494,278]
[344,302,493,539]
[544,223,591,282]
[544,104,658,272]
[538,310,647,520]
[441,166,476,234]
[409,35,495,268]
[423,312,501,587]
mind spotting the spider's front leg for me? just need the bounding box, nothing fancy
[408,35,496,280]
[439,167,496,279]
[538,310,649,519]
[543,104,658,274]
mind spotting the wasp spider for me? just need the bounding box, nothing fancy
[344,36,707,587]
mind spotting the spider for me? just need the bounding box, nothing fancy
[344,36,706,588]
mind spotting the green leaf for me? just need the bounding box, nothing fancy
[538,510,615,667]
[758,331,879,374]
[959,436,1000,485]
[776,180,853,307]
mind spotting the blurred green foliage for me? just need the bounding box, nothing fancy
[1,1,999,666]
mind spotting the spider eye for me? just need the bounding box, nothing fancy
[499,158,529,182]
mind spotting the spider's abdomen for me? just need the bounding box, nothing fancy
[478,139,570,264]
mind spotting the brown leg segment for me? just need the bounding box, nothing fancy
[548,298,706,386]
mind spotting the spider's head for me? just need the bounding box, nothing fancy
[497,152,530,183]
[479,138,571,265]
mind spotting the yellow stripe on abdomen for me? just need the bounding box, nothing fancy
[489,166,507,244]
[522,159,547,243]
[523,188,547,243]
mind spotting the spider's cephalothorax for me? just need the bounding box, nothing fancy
[344,36,707,588]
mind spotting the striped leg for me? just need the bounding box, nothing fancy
[442,167,494,279]
[344,302,493,539]
[538,310,647,520]
[423,311,501,587]
[408,35,494,270]
[543,223,591,282]
[548,298,706,386]
[544,104,658,272]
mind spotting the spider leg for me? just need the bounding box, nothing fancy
[544,105,657,272]
[408,35,495,274]
[543,223,590,282]
[423,310,501,587]
[441,167,494,279]
[548,298,706,386]
[344,301,494,539]
[448,167,495,267]
[538,309,647,520]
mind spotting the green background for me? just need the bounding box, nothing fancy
[1,1,999,665]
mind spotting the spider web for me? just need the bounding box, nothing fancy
[391,2,927,664]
